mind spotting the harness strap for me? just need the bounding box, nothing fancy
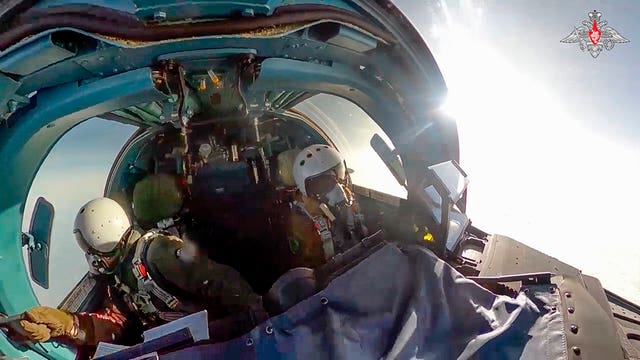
[131,231,182,311]
[293,201,335,259]
[313,215,335,259]
[114,274,158,325]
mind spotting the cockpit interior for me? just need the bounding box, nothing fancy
[3,2,639,359]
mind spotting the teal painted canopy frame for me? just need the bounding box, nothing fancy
[0,67,165,359]
[0,3,460,358]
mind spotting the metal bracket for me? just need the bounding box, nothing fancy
[132,0,274,23]
[468,272,554,285]
[20,232,36,252]
[610,302,640,325]
[0,72,21,121]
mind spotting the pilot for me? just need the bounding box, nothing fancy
[286,144,368,262]
[16,194,265,352]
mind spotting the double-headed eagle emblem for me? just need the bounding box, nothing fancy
[561,10,629,58]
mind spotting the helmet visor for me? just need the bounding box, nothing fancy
[74,228,129,274]
[85,253,120,275]
[73,228,129,257]
[304,162,347,197]
[305,174,338,198]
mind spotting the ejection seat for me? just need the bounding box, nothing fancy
[263,229,386,315]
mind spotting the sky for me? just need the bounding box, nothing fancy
[396,0,640,303]
[21,0,640,306]
[295,94,407,197]
[22,120,136,306]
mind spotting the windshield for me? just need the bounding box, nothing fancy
[295,94,407,199]
[402,0,639,304]
[22,119,137,306]
[0,1,639,359]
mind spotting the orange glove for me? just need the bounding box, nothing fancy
[18,306,76,342]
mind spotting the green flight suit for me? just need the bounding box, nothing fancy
[117,229,259,320]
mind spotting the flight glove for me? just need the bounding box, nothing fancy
[19,306,76,342]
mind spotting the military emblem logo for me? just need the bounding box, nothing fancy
[561,10,629,58]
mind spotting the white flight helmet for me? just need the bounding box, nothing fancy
[293,144,350,206]
[73,197,131,274]
[277,148,302,187]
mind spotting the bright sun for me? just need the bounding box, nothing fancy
[430,1,640,304]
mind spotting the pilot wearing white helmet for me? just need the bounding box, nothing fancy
[283,144,368,263]
[16,177,264,351]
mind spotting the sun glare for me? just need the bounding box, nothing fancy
[431,1,640,303]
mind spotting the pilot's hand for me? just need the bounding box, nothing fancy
[16,321,51,342]
[18,306,75,342]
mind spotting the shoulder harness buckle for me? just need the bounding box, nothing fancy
[132,230,181,311]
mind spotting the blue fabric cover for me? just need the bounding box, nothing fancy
[162,243,567,360]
